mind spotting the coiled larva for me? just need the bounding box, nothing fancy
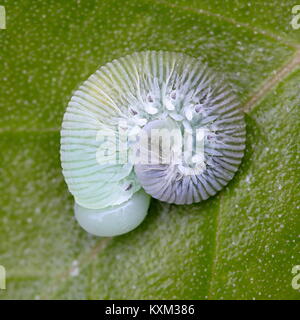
[60,51,246,237]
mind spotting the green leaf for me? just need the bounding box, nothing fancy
[0,0,299,299]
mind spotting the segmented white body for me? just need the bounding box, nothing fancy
[60,51,246,236]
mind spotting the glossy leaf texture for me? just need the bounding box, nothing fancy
[0,0,299,299]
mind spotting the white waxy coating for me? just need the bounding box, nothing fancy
[74,190,151,237]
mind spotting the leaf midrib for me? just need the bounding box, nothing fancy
[152,0,300,49]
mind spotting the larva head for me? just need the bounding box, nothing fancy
[74,190,150,237]
[60,51,246,236]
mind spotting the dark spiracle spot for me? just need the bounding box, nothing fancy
[125,183,133,191]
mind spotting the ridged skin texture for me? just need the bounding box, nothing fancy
[60,51,246,234]
[131,52,246,204]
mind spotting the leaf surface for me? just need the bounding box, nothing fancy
[0,0,299,299]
